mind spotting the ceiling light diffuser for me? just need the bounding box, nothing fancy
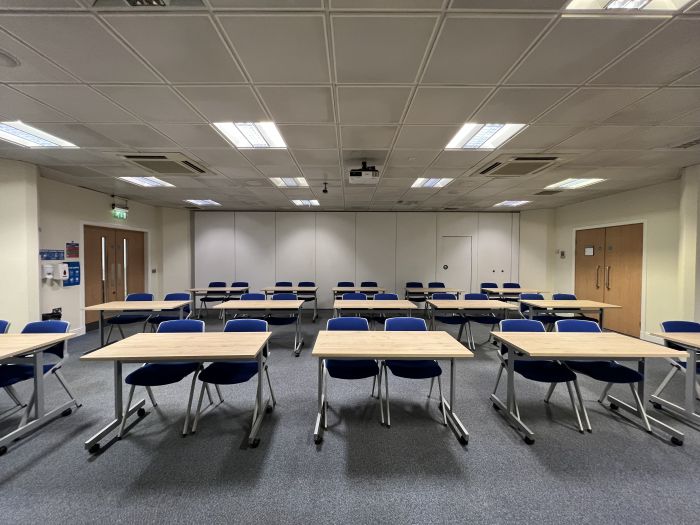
[493,200,530,207]
[185,199,221,207]
[0,121,77,148]
[292,199,319,207]
[119,176,174,188]
[605,0,650,8]
[213,122,286,149]
[411,178,453,189]
[270,177,309,188]
[446,123,526,150]
[566,0,689,10]
[545,178,605,190]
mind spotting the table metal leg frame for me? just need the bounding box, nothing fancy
[313,359,326,444]
[84,361,146,453]
[490,347,535,443]
[248,350,272,447]
[442,358,469,445]
[649,348,699,427]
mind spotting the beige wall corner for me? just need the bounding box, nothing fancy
[678,165,700,321]
[519,209,554,291]
[160,207,192,294]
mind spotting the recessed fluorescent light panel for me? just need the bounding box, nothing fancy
[446,123,526,150]
[566,0,689,10]
[0,121,77,148]
[119,176,174,188]
[212,122,286,149]
[494,200,531,208]
[546,178,605,190]
[605,0,650,8]
[270,177,309,188]
[185,199,221,207]
[292,199,319,207]
[411,177,453,189]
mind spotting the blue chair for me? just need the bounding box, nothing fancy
[297,281,317,321]
[431,292,468,343]
[375,293,398,300]
[0,320,9,334]
[335,281,354,299]
[481,281,499,298]
[383,317,445,428]
[342,292,367,300]
[556,319,647,432]
[1,321,80,426]
[360,281,378,298]
[199,282,227,318]
[121,319,205,438]
[147,293,191,332]
[652,321,700,408]
[503,282,520,288]
[191,319,276,434]
[0,320,24,418]
[494,319,586,434]
[275,281,293,287]
[267,293,301,352]
[227,281,249,300]
[462,293,503,349]
[241,293,265,300]
[428,282,445,288]
[552,293,598,322]
[106,293,154,343]
[320,317,383,429]
[405,282,426,304]
[519,293,560,329]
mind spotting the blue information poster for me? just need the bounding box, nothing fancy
[64,262,81,287]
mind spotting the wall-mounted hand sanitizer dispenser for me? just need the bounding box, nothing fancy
[56,263,69,281]
[42,263,55,280]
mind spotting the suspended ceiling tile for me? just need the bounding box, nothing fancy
[96,85,203,123]
[278,125,337,149]
[394,125,462,150]
[151,124,231,148]
[604,88,700,125]
[292,149,341,166]
[538,88,654,124]
[258,86,334,123]
[0,85,73,122]
[340,125,397,149]
[473,87,572,123]
[86,123,176,148]
[175,86,267,122]
[404,87,491,124]
[337,87,412,124]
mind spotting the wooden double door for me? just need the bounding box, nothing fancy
[575,223,643,337]
[84,226,146,324]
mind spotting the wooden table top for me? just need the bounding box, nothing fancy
[482,288,547,294]
[650,332,700,349]
[334,300,417,310]
[214,299,304,310]
[332,286,385,293]
[262,286,318,292]
[81,332,270,362]
[0,333,74,361]
[428,299,518,310]
[84,300,191,312]
[520,299,621,310]
[188,287,248,293]
[490,332,681,359]
[312,331,473,359]
[405,287,463,293]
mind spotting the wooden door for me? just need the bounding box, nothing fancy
[603,223,643,337]
[114,230,146,300]
[575,228,606,303]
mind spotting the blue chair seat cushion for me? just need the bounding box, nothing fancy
[107,314,150,325]
[565,361,642,383]
[435,315,466,325]
[326,359,379,380]
[199,362,258,385]
[678,360,700,373]
[0,364,34,387]
[147,315,180,325]
[531,315,561,325]
[386,359,441,379]
[125,362,199,386]
[200,296,226,302]
[267,317,297,326]
[509,360,577,383]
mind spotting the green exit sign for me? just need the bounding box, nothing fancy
[112,206,128,220]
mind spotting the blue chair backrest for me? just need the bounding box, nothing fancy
[21,320,70,358]
[481,282,498,289]
[0,320,9,334]
[157,319,204,333]
[555,319,601,333]
[298,281,315,286]
[374,293,398,300]
[500,319,545,332]
[208,281,226,287]
[337,281,354,287]
[553,293,577,300]
[519,293,544,314]
[241,293,265,300]
[164,292,191,313]
[661,321,700,333]
[127,293,154,301]
[272,293,297,300]
[232,281,248,287]
[503,282,520,288]
[342,292,367,300]
[428,282,445,288]
[464,293,488,300]
[406,282,423,288]
[224,319,267,332]
[327,317,369,331]
[276,281,293,286]
[360,281,378,287]
[432,292,456,300]
[385,317,427,331]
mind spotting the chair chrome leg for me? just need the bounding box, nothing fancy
[493,364,504,395]
[573,379,591,432]
[377,369,384,425]
[205,383,214,405]
[630,384,652,432]
[106,325,114,345]
[118,385,136,439]
[322,365,329,430]
[651,366,678,397]
[53,369,81,408]
[544,382,556,403]
[4,386,23,407]
[183,372,199,436]
[117,325,126,341]
[428,377,435,398]
[19,389,36,427]
[371,375,376,398]
[145,386,158,407]
[191,383,207,434]
[565,381,584,433]
[437,376,447,426]
[264,365,276,406]
[598,382,613,404]
[384,364,391,428]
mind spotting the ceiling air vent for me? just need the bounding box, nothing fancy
[476,156,559,177]
[479,162,502,175]
[119,153,205,175]
[673,137,700,149]
[535,190,562,196]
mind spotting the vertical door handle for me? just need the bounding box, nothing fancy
[595,265,601,289]
[605,266,611,290]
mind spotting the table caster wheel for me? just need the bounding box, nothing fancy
[652,402,662,410]
[609,403,619,411]
[0,446,7,456]
[88,443,100,454]
[492,403,500,411]
[249,438,260,448]
[313,435,322,445]
[266,405,274,413]
[671,436,683,446]
[61,408,72,417]
[523,436,535,445]
[137,408,146,417]
[458,436,468,446]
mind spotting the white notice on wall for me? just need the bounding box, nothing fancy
[584,246,594,256]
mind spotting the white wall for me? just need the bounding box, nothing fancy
[0,160,40,332]
[161,207,192,295]
[194,211,520,308]
[519,209,554,291]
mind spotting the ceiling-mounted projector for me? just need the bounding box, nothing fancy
[348,161,380,185]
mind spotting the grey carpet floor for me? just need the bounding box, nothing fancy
[1,312,699,524]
